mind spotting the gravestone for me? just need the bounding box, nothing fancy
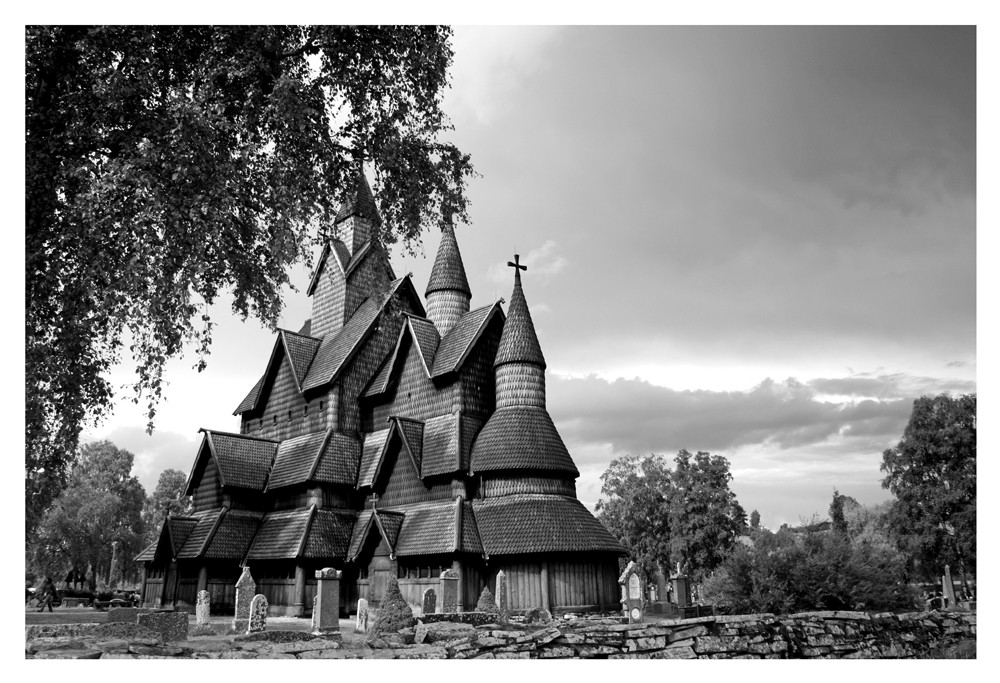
[310,595,318,631]
[440,569,459,614]
[196,590,211,627]
[421,588,436,616]
[942,565,957,608]
[619,560,646,624]
[476,586,498,613]
[313,568,341,637]
[108,541,122,589]
[495,571,508,624]
[248,594,268,633]
[137,611,189,642]
[355,597,369,633]
[232,567,256,633]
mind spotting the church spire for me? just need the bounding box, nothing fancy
[425,216,472,336]
[494,254,546,370]
[334,165,380,255]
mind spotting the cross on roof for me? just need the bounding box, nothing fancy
[369,492,379,509]
[507,254,527,273]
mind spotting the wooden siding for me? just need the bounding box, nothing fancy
[192,456,222,513]
[459,314,502,421]
[487,555,620,613]
[344,245,391,323]
[142,578,164,607]
[337,309,408,434]
[480,476,576,498]
[311,258,346,340]
[378,445,453,507]
[252,356,316,441]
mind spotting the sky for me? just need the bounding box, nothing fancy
[84,25,977,529]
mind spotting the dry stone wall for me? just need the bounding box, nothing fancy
[25,610,975,659]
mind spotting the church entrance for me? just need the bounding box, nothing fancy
[371,555,391,607]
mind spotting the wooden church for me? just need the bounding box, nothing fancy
[136,172,625,616]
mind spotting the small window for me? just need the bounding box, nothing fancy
[288,410,292,422]
[303,406,309,417]
[272,415,277,425]
[319,400,325,412]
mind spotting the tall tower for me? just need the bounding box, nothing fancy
[424,220,472,337]
[471,254,578,495]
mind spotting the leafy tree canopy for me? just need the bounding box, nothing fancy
[25,25,474,533]
[880,393,976,580]
[702,501,916,614]
[596,450,746,581]
[30,441,146,588]
[141,468,193,548]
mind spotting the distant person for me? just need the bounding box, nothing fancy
[38,576,56,612]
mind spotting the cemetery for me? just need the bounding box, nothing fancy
[25,564,976,659]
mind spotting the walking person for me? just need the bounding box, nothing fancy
[37,576,56,612]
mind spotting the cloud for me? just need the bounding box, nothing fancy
[808,373,976,400]
[446,26,563,125]
[83,426,199,493]
[547,373,972,465]
[488,240,567,284]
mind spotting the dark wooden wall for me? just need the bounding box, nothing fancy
[192,456,222,513]
[485,555,621,614]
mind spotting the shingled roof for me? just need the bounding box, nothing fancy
[267,431,330,491]
[302,276,420,392]
[431,302,504,377]
[473,494,625,556]
[357,428,391,489]
[362,315,441,398]
[188,431,278,492]
[335,168,381,225]
[302,509,357,559]
[425,222,471,297]
[232,330,321,415]
[346,508,405,561]
[313,432,362,486]
[246,508,315,560]
[203,509,263,560]
[391,499,482,557]
[470,406,579,477]
[175,509,225,559]
[304,238,372,297]
[494,267,546,369]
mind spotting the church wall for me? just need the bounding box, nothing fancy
[252,355,312,442]
[378,446,454,507]
[425,290,470,338]
[337,306,410,435]
[389,337,458,421]
[310,261,346,341]
[192,456,222,513]
[459,315,503,421]
[343,246,391,323]
[486,554,621,613]
[479,476,575,498]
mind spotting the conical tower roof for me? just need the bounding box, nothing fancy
[425,222,472,298]
[494,257,545,369]
[335,167,381,225]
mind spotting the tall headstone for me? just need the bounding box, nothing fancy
[618,560,646,623]
[313,567,342,637]
[311,595,319,631]
[356,597,369,633]
[440,569,460,614]
[942,565,957,608]
[421,588,436,615]
[495,571,508,624]
[196,590,211,627]
[248,594,268,633]
[232,566,255,633]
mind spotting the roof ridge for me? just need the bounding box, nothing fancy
[201,428,280,443]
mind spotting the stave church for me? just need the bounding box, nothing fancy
[137,172,625,616]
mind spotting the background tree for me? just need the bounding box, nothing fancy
[828,488,858,535]
[880,394,976,582]
[667,450,747,580]
[596,454,673,579]
[141,468,193,548]
[597,450,745,581]
[25,26,475,534]
[702,501,915,614]
[30,441,146,589]
[749,509,761,530]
